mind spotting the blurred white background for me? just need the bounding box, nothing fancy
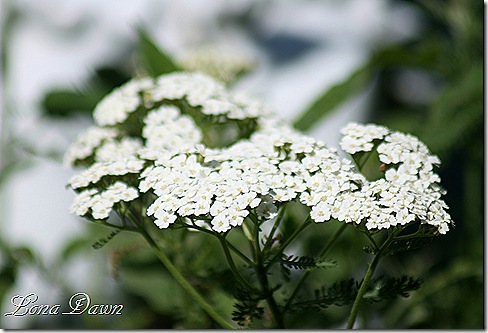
[0,0,422,328]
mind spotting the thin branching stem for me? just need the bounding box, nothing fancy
[346,229,398,329]
[284,223,347,310]
[186,223,254,265]
[262,206,287,255]
[252,217,285,328]
[346,251,382,329]
[217,234,256,292]
[364,230,380,252]
[265,216,312,272]
[124,209,234,329]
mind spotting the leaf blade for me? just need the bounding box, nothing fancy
[137,27,179,76]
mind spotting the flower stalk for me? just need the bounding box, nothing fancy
[130,215,234,329]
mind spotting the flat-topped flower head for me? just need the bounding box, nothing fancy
[338,122,452,234]
[64,127,119,167]
[139,122,362,232]
[66,73,452,238]
[70,181,139,221]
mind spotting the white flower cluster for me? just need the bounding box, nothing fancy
[70,181,139,220]
[94,138,143,163]
[178,46,255,84]
[66,73,452,236]
[148,72,274,120]
[66,72,278,223]
[63,127,119,167]
[339,123,451,234]
[139,124,363,232]
[66,72,275,169]
[93,78,154,126]
[68,158,145,190]
[340,122,390,154]
[142,105,202,151]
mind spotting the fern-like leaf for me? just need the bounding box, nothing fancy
[281,254,338,270]
[232,301,264,327]
[286,278,359,312]
[382,236,433,256]
[364,275,422,303]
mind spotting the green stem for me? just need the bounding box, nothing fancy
[265,216,312,271]
[187,224,254,266]
[217,235,256,292]
[127,213,233,328]
[226,240,254,266]
[262,206,286,255]
[364,230,380,252]
[346,252,382,329]
[346,229,398,329]
[284,223,347,310]
[252,219,285,328]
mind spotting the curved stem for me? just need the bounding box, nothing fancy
[127,212,234,329]
[284,223,347,310]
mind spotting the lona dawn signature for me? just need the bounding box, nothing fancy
[4,292,123,316]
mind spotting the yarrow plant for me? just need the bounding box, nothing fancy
[65,71,453,329]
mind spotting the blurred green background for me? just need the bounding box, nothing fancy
[0,0,483,329]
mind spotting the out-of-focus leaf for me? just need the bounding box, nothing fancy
[0,156,33,187]
[118,267,185,314]
[42,66,130,118]
[293,64,371,132]
[42,90,102,117]
[137,28,179,76]
[421,63,483,154]
[369,41,441,70]
[430,63,482,122]
[383,237,434,256]
[293,41,442,133]
[0,264,17,316]
[11,246,35,264]
[59,237,91,262]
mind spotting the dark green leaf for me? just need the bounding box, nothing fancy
[42,90,102,117]
[286,278,359,312]
[423,62,483,154]
[137,27,179,76]
[280,254,337,270]
[383,236,434,256]
[369,40,441,70]
[364,275,422,303]
[0,264,17,316]
[41,65,131,118]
